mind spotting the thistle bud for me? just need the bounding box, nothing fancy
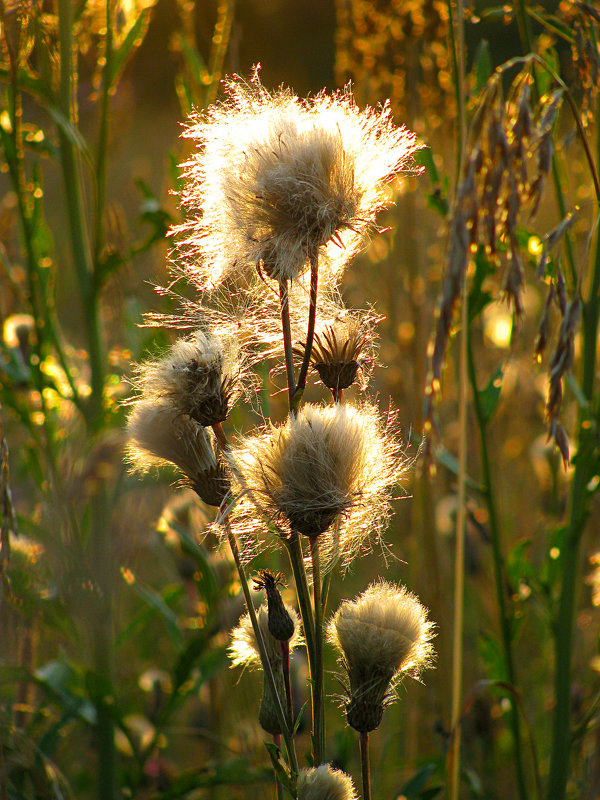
[253,569,296,642]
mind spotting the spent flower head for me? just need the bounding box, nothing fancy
[132,331,243,427]
[328,580,434,732]
[126,399,229,506]
[176,74,421,289]
[232,402,403,569]
[296,765,357,800]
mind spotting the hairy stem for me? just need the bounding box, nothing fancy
[359,731,371,800]
[279,280,297,409]
[293,255,319,413]
[310,535,324,765]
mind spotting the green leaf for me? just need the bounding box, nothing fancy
[468,246,495,323]
[124,573,184,648]
[478,633,506,681]
[414,148,449,217]
[264,742,295,795]
[479,366,504,423]
[110,9,153,87]
[433,446,482,494]
[473,39,492,93]
[398,762,437,798]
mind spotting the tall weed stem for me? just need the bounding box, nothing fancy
[359,731,371,800]
[309,535,324,765]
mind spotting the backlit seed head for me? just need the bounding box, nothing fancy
[228,603,302,670]
[133,331,242,427]
[233,403,401,567]
[328,580,434,732]
[126,399,230,506]
[175,74,421,289]
[297,765,357,800]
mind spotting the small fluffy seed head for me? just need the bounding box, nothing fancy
[176,75,422,289]
[297,765,357,800]
[228,604,302,669]
[133,331,243,427]
[328,580,434,732]
[126,399,230,506]
[232,402,404,570]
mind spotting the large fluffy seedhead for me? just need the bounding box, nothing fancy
[176,75,421,289]
[126,399,230,506]
[228,603,302,669]
[133,331,243,427]
[328,580,435,732]
[297,765,357,800]
[232,402,403,570]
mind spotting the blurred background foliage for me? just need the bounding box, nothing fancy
[0,1,599,799]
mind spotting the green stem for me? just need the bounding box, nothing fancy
[545,104,600,800]
[467,328,529,800]
[58,0,104,431]
[273,734,284,800]
[281,640,293,728]
[359,731,371,800]
[286,532,316,661]
[93,0,113,272]
[310,536,324,765]
[225,523,298,777]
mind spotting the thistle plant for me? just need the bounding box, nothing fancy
[125,72,434,797]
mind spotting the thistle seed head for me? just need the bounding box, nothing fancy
[233,403,402,564]
[328,580,434,732]
[297,765,357,800]
[176,74,421,289]
[126,399,230,506]
[133,331,242,427]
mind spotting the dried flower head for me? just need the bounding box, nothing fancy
[176,74,421,289]
[228,603,302,669]
[126,399,230,506]
[133,331,243,427]
[233,403,402,567]
[253,569,295,641]
[297,765,357,800]
[328,580,434,732]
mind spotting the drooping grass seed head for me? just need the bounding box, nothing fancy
[233,402,403,569]
[296,765,357,800]
[328,580,435,733]
[253,569,296,642]
[134,331,242,427]
[176,75,422,289]
[126,399,230,506]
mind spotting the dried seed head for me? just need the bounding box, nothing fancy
[233,403,402,568]
[176,74,421,289]
[133,331,242,427]
[297,765,357,800]
[228,603,302,670]
[253,569,296,642]
[295,314,377,395]
[126,399,230,506]
[328,580,434,733]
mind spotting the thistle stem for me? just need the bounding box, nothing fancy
[280,640,293,728]
[279,281,297,409]
[286,532,316,661]
[310,535,325,765]
[224,521,298,777]
[273,734,284,800]
[359,731,371,800]
[293,255,319,413]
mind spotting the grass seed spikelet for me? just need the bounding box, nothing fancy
[296,765,357,800]
[176,75,422,289]
[328,580,435,732]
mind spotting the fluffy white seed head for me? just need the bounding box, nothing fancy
[176,75,421,289]
[126,399,229,506]
[228,603,303,669]
[328,580,434,731]
[297,765,357,800]
[231,402,403,570]
[133,331,243,427]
